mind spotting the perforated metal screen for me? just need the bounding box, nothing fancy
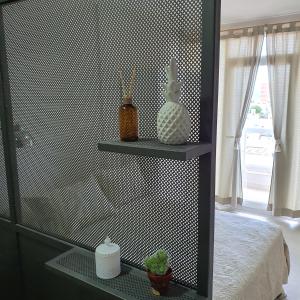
[0,118,10,219]
[48,248,197,300]
[2,0,202,288]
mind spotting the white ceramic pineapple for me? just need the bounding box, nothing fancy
[157,58,191,145]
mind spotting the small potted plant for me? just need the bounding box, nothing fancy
[144,249,173,296]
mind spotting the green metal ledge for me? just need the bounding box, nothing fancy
[98,139,212,161]
[45,247,205,300]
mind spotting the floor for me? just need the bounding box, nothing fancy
[223,206,300,300]
[243,187,269,210]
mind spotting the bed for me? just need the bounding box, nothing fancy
[21,174,289,300]
[214,211,289,300]
[68,206,289,300]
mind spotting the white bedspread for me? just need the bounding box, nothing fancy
[214,211,289,300]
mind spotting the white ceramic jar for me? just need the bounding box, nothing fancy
[95,237,121,279]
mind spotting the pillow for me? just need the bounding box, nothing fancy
[96,160,146,208]
[76,175,115,229]
[21,199,41,229]
[21,196,66,234]
[50,181,82,235]
[22,175,115,236]
[53,174,115,234]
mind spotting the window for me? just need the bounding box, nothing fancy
[241,39,274,209]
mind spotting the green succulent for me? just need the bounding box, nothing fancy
[144,249,170,275]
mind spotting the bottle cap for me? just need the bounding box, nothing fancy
[96,236,120,257]
[123,96,133,104]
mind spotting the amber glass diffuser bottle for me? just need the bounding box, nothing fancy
[119,96,138,141]
[118,65,138,142]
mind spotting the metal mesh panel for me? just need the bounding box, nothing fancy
[3,0,202,288]
[47,248,197,300]
[0,118,10,219]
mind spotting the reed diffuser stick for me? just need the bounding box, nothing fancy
[119,65,137,99]
[127,65,136,98]
[119,67,127,98]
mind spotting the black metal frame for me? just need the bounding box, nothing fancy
[0,0,220,299]
[198,0,220,298]
[0,8,21,224]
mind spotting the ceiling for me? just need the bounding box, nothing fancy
[221,0,300,26]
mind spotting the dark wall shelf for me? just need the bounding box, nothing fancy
[98,139,212,161]
[46,247,204,300]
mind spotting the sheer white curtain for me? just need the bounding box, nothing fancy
[216,27,264,207]
[267,22,300,217]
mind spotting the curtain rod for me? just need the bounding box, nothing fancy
[221,14,300,32]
